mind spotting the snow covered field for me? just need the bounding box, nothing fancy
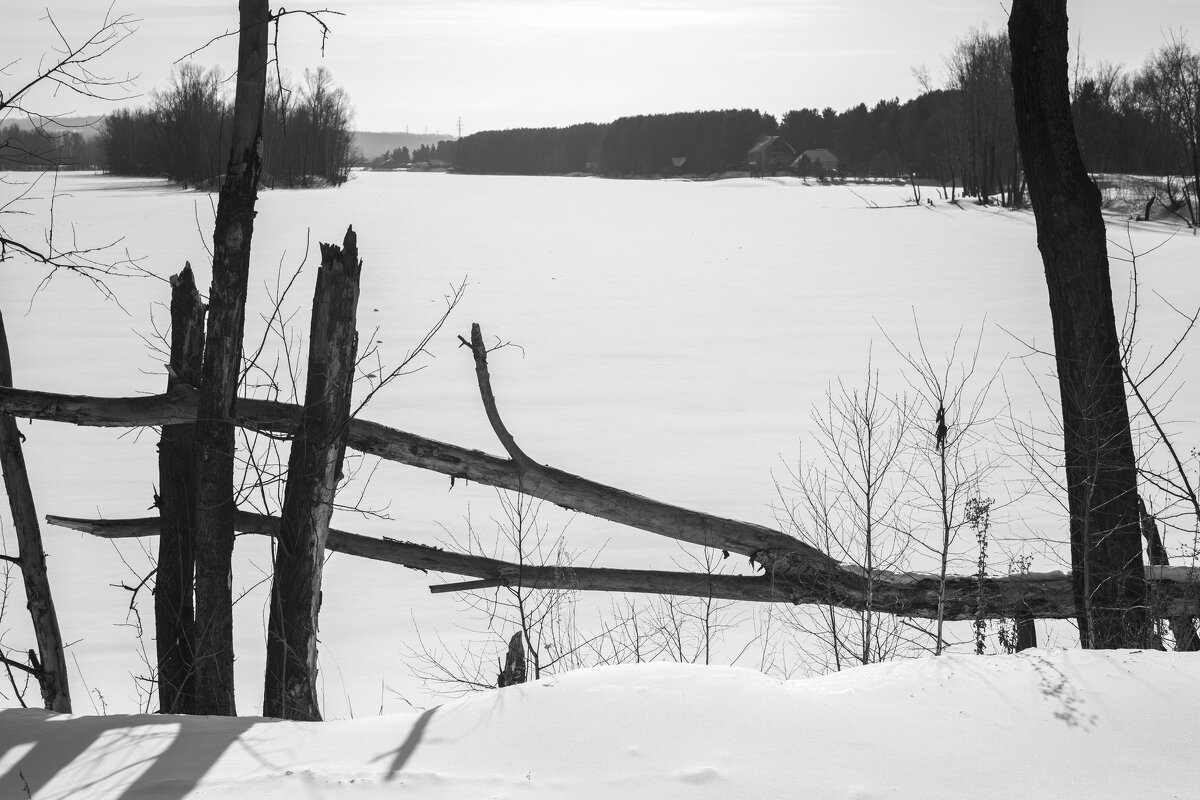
[2,171,1198,735]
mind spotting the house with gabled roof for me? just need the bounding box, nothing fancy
[746,135,796,174]
[791,148,840,176]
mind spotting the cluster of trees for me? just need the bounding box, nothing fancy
[366,140,457,169]
[452,111,776,176]
[1,124,101,171]
[1073,36,1200,223]
[100,64,356,188]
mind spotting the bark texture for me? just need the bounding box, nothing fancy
[0,307,70,712]
[191,0,271,716]
[263,228,361,721]
[156,266,205,714]
[1009,0,1150,647]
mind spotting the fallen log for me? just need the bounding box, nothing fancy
[0,384,829,569]
[45,512,1200,620]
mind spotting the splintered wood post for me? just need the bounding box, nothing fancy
[156,265,205,714]
[191,0,270,716]
[264,226,362,721]
[0,306,70,713]
[497,632,526,688]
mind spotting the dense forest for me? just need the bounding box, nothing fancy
[99,64,356,188]
[449,29,1200,213]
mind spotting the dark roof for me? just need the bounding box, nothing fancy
[747,135,795,156]
[796,148,839,162]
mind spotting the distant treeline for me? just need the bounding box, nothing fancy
[365,140,458,169]
[453,111,776,176]
[100,64,356,188]
[0,124,102,171]
[449,29,1200,210]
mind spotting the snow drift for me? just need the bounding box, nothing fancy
[0,650,1191,799]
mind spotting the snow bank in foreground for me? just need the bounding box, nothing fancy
[0,649,1190,799]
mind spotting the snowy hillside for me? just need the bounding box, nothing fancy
[1,650,1192,799]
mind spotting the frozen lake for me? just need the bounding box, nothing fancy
[2,170,1198,715]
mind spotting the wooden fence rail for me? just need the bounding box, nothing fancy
[3,382,1199,620]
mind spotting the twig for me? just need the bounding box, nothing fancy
[460,323,537,471]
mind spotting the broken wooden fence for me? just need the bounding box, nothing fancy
[3,229,1200,714]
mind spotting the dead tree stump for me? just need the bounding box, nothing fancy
[497,632,527,688]
[156,265,205,714]
[263,226,362,721]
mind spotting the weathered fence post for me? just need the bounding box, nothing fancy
[156,265,205,714]
[263,226,362,720]
[0,305,70,712]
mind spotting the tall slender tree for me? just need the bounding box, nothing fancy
[192,0,271,716]
[1008,0,1149,648]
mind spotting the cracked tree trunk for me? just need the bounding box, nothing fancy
[0,306,70,712]
[156,265,205,714]
[192,0,271,716]
[263,228,362,721]
[1009,0,1149,648]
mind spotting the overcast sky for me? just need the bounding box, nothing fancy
[3,1,1199,135]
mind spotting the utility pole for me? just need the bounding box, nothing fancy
[457,116,462,140]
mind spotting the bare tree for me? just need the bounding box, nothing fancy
[150,63,229,188]
[0,5,141,715]
[1135,35,1200,226]
[776,360,915,666]
[1,8,138,289]
[887,321,1004,654]
[1009,0,1150,647]
[944,27,1023,206]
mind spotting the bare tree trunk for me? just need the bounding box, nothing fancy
[1009,0,1149,648]
[192,0,271,716]
[263,228,361,720]
[0,307,70,712]
[156,265,205,714]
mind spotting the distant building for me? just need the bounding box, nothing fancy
[747,135,796,174]
[792,148,840,176]
[409,158,450,172]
